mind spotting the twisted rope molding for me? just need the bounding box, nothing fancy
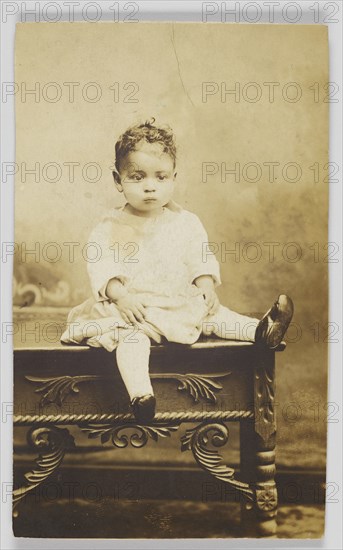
[14,410,254,426]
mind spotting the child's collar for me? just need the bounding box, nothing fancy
[164,200,183,212]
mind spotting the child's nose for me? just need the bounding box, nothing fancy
[144,179,156,191]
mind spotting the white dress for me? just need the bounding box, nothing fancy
[60,203,222,352]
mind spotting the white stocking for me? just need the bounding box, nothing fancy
[115,328,153,401]
[202,305,259,342]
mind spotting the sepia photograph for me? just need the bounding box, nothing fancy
[10,16,331,540]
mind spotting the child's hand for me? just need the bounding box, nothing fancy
[203,289,220,316]
[114,294,147,325]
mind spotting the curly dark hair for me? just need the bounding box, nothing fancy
[114,118,176,172]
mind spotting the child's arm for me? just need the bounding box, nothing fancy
[193,274,215,292]
[105,277,129,301]
[87,217,130,303]
[185,213,221,287]
[184,213,221,315]
[105,277,146,325]
[193,274,220,315]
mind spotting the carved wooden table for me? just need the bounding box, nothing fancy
[13,332,284,537]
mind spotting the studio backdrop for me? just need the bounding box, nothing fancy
[14,21,328,482]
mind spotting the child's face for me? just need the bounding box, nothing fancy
[114,141,176,216]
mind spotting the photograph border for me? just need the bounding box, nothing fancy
[1,1,342,549]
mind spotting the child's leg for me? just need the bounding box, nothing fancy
[202,305,259,342]
[115,328,153,401]
[202,295,294,348]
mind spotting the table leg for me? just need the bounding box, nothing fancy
[240,350,278,537]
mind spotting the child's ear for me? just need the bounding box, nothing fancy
[173,171,177,180]
[112,170,123,192]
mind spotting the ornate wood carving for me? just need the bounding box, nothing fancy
[181,422,254,501]
[13,425,74,517]
[253,432,278,535]
[255,486,278,512]
[26,375,100,406]
[25,371,231,407]
[79,423,179,447]
[153,372,232,403]
[14,409,254,426]
[254,353,276,443]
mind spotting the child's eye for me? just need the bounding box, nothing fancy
[157,175,167,181]
[129,174,142,181]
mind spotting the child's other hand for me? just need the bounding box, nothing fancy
[203,289,220,316]
[114,294,147,325]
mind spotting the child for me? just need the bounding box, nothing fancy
[60,119,294,423]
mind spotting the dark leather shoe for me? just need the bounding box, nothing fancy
[255,294,294,349]
[131,394,156,423]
